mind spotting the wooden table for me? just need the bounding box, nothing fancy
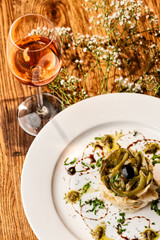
[0,0,159,239]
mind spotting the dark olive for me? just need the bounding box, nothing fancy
[67,166,76,175]
[121,165,134,179]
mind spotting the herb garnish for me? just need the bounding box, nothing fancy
[95,137,102,140]
[151,154,160,166]
[133,131,138,136]
[96,158,102,167]
[81,162,90,168]
[110,173,119,183]
[81,181,91,194]
[79,199,81,207]
[64,157,76,165]
[116,212,126,234]
[151,199,160,216]
[85,197,104,215]
[91,164,95,169]
[118,212,125,224]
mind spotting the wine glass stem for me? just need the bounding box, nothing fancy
[36,87,44,113]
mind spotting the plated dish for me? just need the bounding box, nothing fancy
[21,93,160,240]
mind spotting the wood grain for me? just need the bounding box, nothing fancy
[0,0,159,239]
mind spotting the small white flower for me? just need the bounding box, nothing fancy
[103,55,108,60]
[60,79,65,85]
[83,47,87,52]
[97,14,102,18]
[151,44,156,48]
[121,1,124,6]
[82,89,86,94]
[89,16,94,23]
[110,1,114,7]
[117,59,121,65]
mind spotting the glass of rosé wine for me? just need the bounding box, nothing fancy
[7,14,63,136]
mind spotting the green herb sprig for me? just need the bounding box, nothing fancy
[81,162,90,168]
[151,154,160,166]
[110,173,119,183]
[95,137,102,140]
[85,197,104,215]
[81,181,91,194]
[151,199,160,216]
[96,158,102,168]
[116,212,127,235]
[64,157,76,165]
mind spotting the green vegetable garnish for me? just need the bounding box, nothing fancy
[133,131,138,136]
[151,154,160,166]
[81,181,91,194]
[118,212,125,224]
[81,162,90,168]
[151,199,160,216]
[96,158,102,167]
[110,173,119,183]
[100,148,152,198]
[64,157,76,165]
[85,198,104,215]
[116,212,126,234]
[91,164,95,169]
[95,137,102,140]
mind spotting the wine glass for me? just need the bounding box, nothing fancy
[7,14,63,136]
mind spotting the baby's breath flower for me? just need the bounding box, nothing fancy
[97,14,102,18]
[60,79,65,86]
[48,0,159,103]
[83,47,87,52]
[89,16,94,23]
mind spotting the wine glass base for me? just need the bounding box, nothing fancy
[18,93,63,136]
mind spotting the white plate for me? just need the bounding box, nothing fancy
[21,93,160,240]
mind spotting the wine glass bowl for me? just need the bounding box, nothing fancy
[7,14,63,136]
